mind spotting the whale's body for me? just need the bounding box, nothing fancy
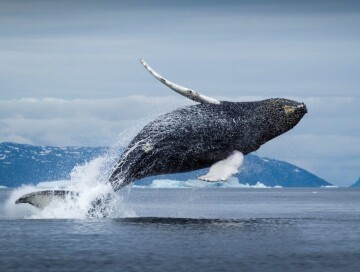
[109,99,306,190]
[16,60,307,210]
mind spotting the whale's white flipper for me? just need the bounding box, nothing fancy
[198,151,244,182]
[140,59,221,105]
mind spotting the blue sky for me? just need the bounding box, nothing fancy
[0,0,359,186]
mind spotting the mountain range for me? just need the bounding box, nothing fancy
[0,142,331,188]
[350,177,360,188]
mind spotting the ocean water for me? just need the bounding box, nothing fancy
[1,187,360,272]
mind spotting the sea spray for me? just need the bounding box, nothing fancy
[5,154,136,219]
[4,119,157,219]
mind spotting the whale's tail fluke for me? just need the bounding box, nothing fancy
[15,190,112,217]
[140,59,221,105]
[15,190,78,209]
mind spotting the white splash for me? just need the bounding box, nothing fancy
[4,155,136,219]
[36,180,71,188]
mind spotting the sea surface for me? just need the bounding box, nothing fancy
[1,187,360,272]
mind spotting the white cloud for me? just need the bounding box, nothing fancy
[0,96,191,146]
[0,1,359,100]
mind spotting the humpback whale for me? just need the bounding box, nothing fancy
[16,59,307,209]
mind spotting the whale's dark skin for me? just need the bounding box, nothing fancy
[109,98,307,190]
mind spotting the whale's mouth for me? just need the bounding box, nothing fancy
[297,103,308,114]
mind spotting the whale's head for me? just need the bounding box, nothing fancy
[265,98,307,138]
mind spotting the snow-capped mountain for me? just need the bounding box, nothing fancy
[350,177,360,188]
[136,154,331,187]
[0,142,331,188]
[0,142,106,187]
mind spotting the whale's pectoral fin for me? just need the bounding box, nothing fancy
[140,59,221,105]
[198,151,244,182]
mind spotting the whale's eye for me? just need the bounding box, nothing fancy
[284,105,295,115]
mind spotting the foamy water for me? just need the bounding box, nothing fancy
[4,154,136,219]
